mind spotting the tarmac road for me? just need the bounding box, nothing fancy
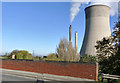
[1,74,44,83]
[0,73,97,83]
[1,74,63,83]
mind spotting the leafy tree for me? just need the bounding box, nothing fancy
[95,19,120,77]
[99,55,120,75]
[16,53,23,59]
[95,36,116,62]
[112,20,120,55]
[9,50,33,60]
[10,50,18,55]
[23,55,28,59]
[95,19,120,61]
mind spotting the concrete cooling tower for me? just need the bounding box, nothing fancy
[80,5,111,56]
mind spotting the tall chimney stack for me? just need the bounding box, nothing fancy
[69,25,72,43]
[75,32,78,55]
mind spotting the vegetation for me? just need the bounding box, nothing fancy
[33,56,41,60]
[9,50,33,60]
[43,53,60,61]
[95,36,116,62]
[0,56,8,59]
[44,38,95,63]
[112,20,120,56]
[95,19,120,82]
[80,54,97,63]
[3,50,41,60]
[57,38,80,62]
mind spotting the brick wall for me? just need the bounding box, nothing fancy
[1,59,98,81]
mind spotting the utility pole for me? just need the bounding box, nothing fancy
[33,50,34,56]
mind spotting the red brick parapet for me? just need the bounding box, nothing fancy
[0,59,98,81]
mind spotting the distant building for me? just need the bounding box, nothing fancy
[43,56,47,58]
[12,55,16,59]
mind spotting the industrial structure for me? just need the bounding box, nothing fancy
[69,25,72,43]
[75,32,78,55]
[69,25,78,55]
[80,5,111,56]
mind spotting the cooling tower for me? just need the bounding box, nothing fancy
[80,5,111,56]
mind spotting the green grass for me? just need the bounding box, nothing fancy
[0,56,8,59]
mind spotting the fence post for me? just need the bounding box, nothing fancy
[96,63,99,81]
[107,78,110,83]
[101,73,103,82]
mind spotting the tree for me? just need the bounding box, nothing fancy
[9,50,33,60]
[95,36,116,62]
[57,39,65,61]
[95,19,120,59]
[10,50,19,56]
[57,38,80,62]
[16,53,23,59]
[99,55,120,75]
[95,19,120,76]
[112,20,120,55]
[66,42,76,61]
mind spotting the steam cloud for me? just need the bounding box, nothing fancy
[70,0,91,23]
[70,2,81,23]
[70,0,118,23]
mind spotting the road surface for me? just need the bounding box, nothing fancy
[1,74,44,83]
[1,72,97,83]
[1,74,67,83]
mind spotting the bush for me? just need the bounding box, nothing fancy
[43,53,60,61]
[80,54,97,63]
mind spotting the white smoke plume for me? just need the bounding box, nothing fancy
[70,0,119,23]
[70,2,81,23]
[90,1,118,16]
[70,0,91,23]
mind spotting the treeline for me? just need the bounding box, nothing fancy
[4,50,40,60]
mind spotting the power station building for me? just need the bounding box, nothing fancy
[80,5,111,56]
